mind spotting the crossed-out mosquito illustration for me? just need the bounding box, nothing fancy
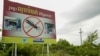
[26,19,40,30]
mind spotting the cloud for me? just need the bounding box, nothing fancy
[61,0,100,23]
[58,14,100,34]
[57,0,100,35]
[57,15,100,45]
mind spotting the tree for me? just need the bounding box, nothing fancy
[57,39,70,49]
[81,30,99,56]
[83,30,98,46]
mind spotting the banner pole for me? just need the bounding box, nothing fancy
[47,44,49,56]
[42,43,44,56]
[11,44,14,56]
[15,43,17,56]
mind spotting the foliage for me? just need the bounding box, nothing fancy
[83,30,98,46]
[0,30,100,56]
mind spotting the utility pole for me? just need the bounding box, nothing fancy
[79,28,83,45]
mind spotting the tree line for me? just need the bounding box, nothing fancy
[0,30,100,56]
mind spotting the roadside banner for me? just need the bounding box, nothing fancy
[2,0,56,43]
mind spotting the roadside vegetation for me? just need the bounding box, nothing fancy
[0,30,100,56]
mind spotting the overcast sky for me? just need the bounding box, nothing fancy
[0,0,100,45]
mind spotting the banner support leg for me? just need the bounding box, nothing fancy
[47,44,49,56]
[15,43,17,56]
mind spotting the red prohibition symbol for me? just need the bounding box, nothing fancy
[22,16,44,38]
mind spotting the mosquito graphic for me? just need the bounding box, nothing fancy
[26,19,40,30]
